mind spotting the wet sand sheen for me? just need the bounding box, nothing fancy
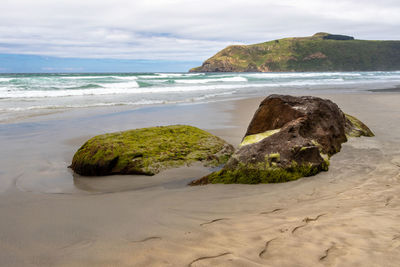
[0,93,400,266]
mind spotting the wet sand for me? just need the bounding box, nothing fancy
[369,87,400,93]
[1,93,400,266]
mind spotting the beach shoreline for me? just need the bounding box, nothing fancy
[2,71,400,125]
[0,92,400,266]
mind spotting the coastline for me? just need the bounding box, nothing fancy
[2,71,400,125]
[1,92,400,266]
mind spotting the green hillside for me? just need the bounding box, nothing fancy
[189,33,400,72]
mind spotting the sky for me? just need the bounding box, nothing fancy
[1,0,400,72]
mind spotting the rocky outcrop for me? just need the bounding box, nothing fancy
[322,34,354,40]
[190,32,400,72]
[190,95,374,185]
[70,125,234,176]
[303,52,327,61]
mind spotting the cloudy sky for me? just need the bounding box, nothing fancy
[1,0,400,72]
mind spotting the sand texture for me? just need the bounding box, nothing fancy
[0,94,400,266]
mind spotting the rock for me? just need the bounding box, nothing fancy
[344,113,374,137]
[303,52,327,61]
[322,34,354,41]
[190,95,373,185]
[70,125,234,176]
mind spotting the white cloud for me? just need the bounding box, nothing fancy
[1,0,399,60]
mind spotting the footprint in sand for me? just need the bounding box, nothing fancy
[59,239,94,251]
[259,208,283,215]
[259,238,278,259]
[188,252,232,266]
[319,243,347,266]
[292,214,326,234]
[128,236,162,243]
[200,218,229,226]
[389,235,400,250]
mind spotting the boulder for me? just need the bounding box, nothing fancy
[70,125,234,176]
[190,95,374,185]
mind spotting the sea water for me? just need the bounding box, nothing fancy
[1,71,400,122]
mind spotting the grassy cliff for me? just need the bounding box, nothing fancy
[190,33,400,72]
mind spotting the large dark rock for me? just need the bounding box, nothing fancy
[70,125,234,176]
[190,95,374,185]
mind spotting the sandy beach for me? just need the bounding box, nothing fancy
[1,92,400,266]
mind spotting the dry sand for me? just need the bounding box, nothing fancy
[0,93,400,266]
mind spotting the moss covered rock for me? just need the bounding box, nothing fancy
[344,113,375,138]
[70,125,234,176]
[190,95,374,185]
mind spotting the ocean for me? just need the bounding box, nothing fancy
[1,71,400,122]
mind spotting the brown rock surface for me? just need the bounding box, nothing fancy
[191,95,374,185]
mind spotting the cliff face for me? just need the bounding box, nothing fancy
[190,33,400,72]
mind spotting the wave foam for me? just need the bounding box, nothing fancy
[62,76,108,79]
[110,76,138,80]
[243,72,362,78]
[0,83,139,98]
[2,72,400,100]
[0,78,353,98]
[175,76,248,84]
[139,73,204,79]
[0,100,168,111]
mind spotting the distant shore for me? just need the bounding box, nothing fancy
[0,92,400,266]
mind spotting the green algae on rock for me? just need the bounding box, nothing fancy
[344,113,375,138]
[70,125,234,176]
[239,129,281,147]
[190,95,374,185]
[191,161,329,185]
